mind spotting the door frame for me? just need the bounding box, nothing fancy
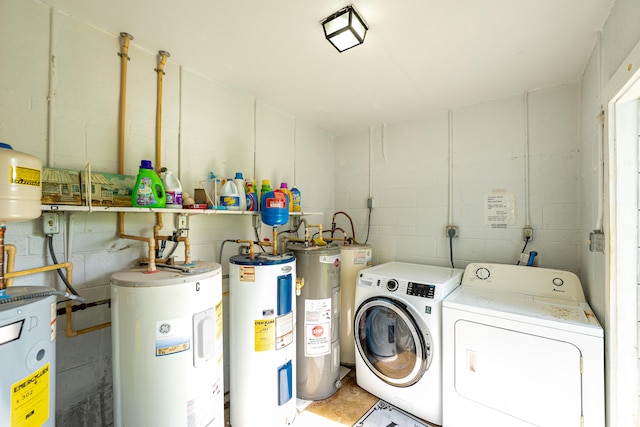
[603,40,640,426]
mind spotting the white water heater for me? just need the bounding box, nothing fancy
[111,262,224,427]
[339,245,372,365]
[229,253,297,426]
[0,288,56,427]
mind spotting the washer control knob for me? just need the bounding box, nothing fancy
[476,267,491,280]
[386,279,399,292]
[553,277,564,287]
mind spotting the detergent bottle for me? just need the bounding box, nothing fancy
[279,182,293,212]
[260,180,272,205]
[245,181,258,211]
[162,170,182,208]
[234,172,247,211]
[133,160,166,208]
[291,186,301,212]
[219,179,240,210]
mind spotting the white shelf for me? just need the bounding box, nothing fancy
[41,205,322,216]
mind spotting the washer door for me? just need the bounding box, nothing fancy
[354,297,432,387]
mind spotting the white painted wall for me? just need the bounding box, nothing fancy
[334,86,581,270]
[0,0,332,425]
[580,0,640,425]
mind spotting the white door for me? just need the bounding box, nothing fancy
[454,320,583,426]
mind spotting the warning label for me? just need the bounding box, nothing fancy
[304,298,331,357]
[276,312,294,349]
[155,317,191,357]
[10,166,40,187]
[254,319,276,352]
[239,266,256,282]
[11,363,50,426]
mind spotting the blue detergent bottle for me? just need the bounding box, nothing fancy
[132,160,166,208]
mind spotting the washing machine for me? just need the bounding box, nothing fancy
[442,263,604,427]
[354,262,463,425]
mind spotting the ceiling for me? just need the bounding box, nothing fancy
[41,0,615,136]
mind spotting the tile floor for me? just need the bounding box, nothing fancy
[224,367,438,426]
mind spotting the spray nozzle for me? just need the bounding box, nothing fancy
[208,172,216,182]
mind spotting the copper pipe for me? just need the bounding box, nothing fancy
[4,244,16,287]
[0,226,5,290]
[118,214,157,272]
[236,239,255,258]
[156,235,192,265]
[65,300,111,338]
[331,211,357,242]
[155,50,169,171]
[117,32,133,175]
[5,261,73,282]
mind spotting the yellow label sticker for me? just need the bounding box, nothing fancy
[254,319,275,352]
[11,363,50,426]
[10,166,40,187]
[215,300,223,340]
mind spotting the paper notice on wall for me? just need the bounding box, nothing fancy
[304,298,331,357]
[484,190,515,227]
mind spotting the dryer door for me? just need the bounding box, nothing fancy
[354,297,432,387]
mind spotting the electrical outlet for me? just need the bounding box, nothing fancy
[523,227,533,242]
[177,214,189,230]
[589,230,605,252]
[43,212,60,235]
[445,225,458,238]
[252,215,262,229]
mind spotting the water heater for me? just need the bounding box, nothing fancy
[0,287,57,427]
[287,242,341,400]
[229,253,297,426]
[339,245,372,365]
[111,262,224,427]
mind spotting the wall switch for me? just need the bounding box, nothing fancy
[445,225,459,238]
[589,230,605,252]
[177,214,189,230]
[523,227,533,242]
[43,212,60,235]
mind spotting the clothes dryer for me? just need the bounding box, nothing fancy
[442,263,604,427]
[354,262,463,425]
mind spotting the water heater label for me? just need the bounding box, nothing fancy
[155,318,191,356]
[304,298,331,357]
[11,362,50,426]
[254,319,275,351]
[275,312,294,349]
[320,254,340,267]
[353,249,372,265]
[239,266,256,282]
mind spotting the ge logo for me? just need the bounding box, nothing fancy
[158,323,171,334]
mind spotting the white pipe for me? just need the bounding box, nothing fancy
[448,110,454,225]
[254,99,258,181]
[368,126,373,198]
[523,92,531,227]
[381,124,387,161]
[595,31,605,231]
[178,66,183,176]
[46,9,58,167]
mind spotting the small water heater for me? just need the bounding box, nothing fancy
[111,262,224,427]
[229,253,297,426]
[287,242,341,400]
[0,288,57,427]
[339,245,372,366]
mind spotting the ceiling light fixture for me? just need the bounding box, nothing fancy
[322,5,368,52]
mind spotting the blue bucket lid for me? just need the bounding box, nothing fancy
[0,143,13,150]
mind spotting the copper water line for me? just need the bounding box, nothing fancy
[331,211,357,242]
[118,213,157,272]
[155,50,169,171]
[5,261,73,281]
[0,226,5,291]
[65,299,111,337]
[117,32,133,176]
[4,244,16,288]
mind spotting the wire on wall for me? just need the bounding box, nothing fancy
[523,92,531,228]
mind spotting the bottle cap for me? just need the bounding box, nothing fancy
[262,179,270,186]
[140,160,153,169]
[235,172,243,179]
[280,182,288,188]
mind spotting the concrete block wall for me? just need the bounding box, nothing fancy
[334,85,582,271]
[1,0,333,425]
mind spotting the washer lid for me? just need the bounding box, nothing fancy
[444,286,603,337]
